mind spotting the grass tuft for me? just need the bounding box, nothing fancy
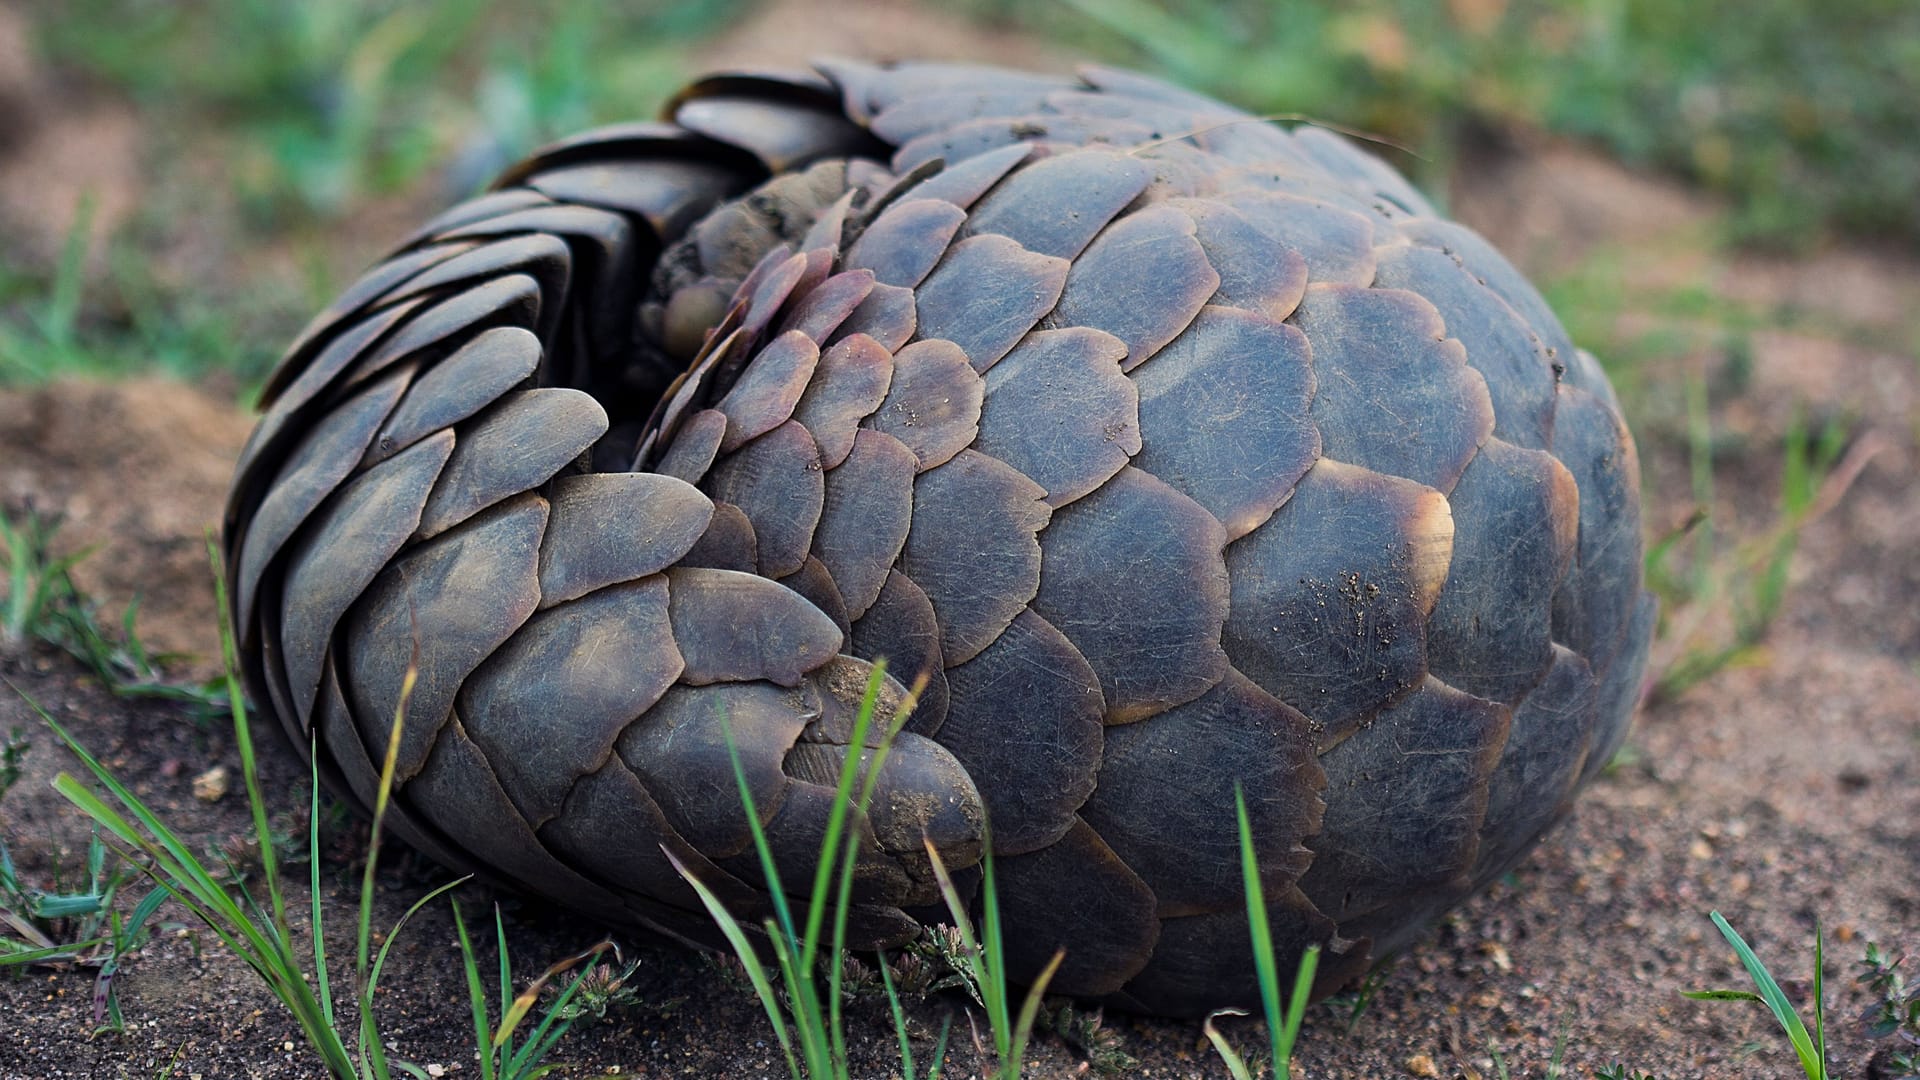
[670,661,1064,1079]
[1644,404,1869,701]
[7,540,608,1078]
[0,507,233,722]
[1682,910,1829,1080]
[1202,785,1320,1079]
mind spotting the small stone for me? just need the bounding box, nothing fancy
[1689,837,1713,860]
[1405,1052,1440,1078]
[1480,941,1512,972]
[192,765,229,802]
[427,1066,447,1078]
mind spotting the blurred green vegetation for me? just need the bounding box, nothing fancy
[2,0,745,389]
[35,0,748,218]
[1,0,1914,392]
[995,0,1920,252]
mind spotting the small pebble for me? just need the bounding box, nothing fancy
[1405,1052,1440,1078]
[192,765,229,803]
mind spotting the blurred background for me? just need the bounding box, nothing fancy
[2,5,1919,1074]
[0,0,1917,695]
[1,0,1914,389]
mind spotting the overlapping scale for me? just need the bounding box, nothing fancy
[1290,283,1494,494]
[959,149,1152,259]
[1549,386,1647,680]
[1221,191,1378,286]
[791,334,893,467]
[662,567,842,686]
[1173,201,1309,320]
[811,429,916,619]
[368,327,542,466]
[536,473,713,606]
[1372,244,1559,450]
[1223,459,1454,741]
[617,679,814,858]
[280,432,456,723]
[1425,440,1580,703]
[1297,677,1511,952]
[702,420,825,579]
[236,367,412,631]
[714,330,819,451]
[1129,305,1316,538]
[1079,671,1321,916]
[1472,646,1598,887]
[911,234,1069,372]
[863,339,983,470]
[414,388,607,540]
[409,712,631,913]
[1032,467,1230,722]
[848,570,950,737]
[976,327,1138,508]
[900,449,1050,666]
[458,578,683,826]
[845,198,967,287]
[1047,204,1218,371]
[343,494,548,781]
[1117,887,1341,1015]
[938,610,1104,856]
[653,409,729,483]
[994,818,1160,996]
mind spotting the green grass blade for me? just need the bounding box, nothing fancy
[1201,1010,1256,1080]
[34,714,351,1074]
[451,901,498,1080]
[41,194,93,350]
[1681,988,1767,1003]
[720,721,798,949]
[1233,785,1319,1074]
[826,663,914,1070]
[495,907,515,1066]
[85,827,106,888]
[123,883,169,942]
[30,890,107,920]
[1704,911,1823,1079]
[357,655,415,1001]
[879,952,918,1080]
[367,876,471,995]
[504,957,598,1076]
[490,937,608,1053]
[923,838,995,1042]
[1233,787,1285,1067]
[208,546,291,944]
[0,938,107,966]
[307,749,334,1029]
[765,924,833,1078]
[1278,945,1320,1065]
[717,715,835,1076]
[1812,921,1827,1080]
[48,770,303,1005]
[926,1012,952,1080]
[978,833,1011,1061]
[665,847,799,1079]
[1004,948,1064,1080]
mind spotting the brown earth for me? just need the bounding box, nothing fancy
[4,1,1920,1078]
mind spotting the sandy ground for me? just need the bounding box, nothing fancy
[4,1,1919,1077]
